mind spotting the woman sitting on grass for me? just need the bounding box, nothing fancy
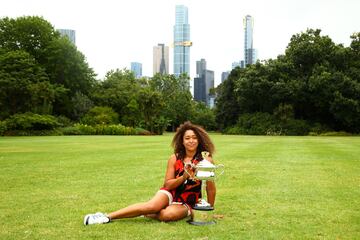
[84,121,216,225]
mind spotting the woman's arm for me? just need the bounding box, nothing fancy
[162,154,188,190]
[206,156,217,207]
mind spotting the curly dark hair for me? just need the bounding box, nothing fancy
[171,121,215,161]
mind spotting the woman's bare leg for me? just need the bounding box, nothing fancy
[149,204,190,222]
[107,191,169,220]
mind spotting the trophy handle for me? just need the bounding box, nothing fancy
[215,164,224,179]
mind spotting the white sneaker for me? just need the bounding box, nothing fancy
[84,212,110,225]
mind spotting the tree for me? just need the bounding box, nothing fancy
[150,73,193,131]
[0,16,96,119]
[0,50,63,119]
[190,102,217,131]
[215,29,360,133]
[0,16,59,63]
[214,67,243,130]
[44,37,96,118]
[81,106,119,125]
[91,69,141,124]
[137,87,165,134]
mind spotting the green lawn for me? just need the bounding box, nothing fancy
[0,135,359,239]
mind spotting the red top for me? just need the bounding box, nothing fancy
[169,157,202,208]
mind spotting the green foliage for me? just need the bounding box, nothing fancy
[0,16,59,61]
[4,112,60,131]
[2,16,359,135]
[215,67,243,130]
[190,102,217,131]
[216,29,360,134]
[56,115,73,127]
[150,73,193,131]
[225,112,311,136]
[81,106,119,125]
[0,120,7,135]
[44,37,96,117]
[2,129,63,136]
[0,50,59,118]
[0,16,95,120]
[71,92,94,121]
[65,124,137,135]
[318,131,353,136]
[225,112,281,135]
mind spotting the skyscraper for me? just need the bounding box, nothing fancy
[153,44,169,75]
[173,5,192,77]
[194,59,214,106]
[221,71,230,83]
[243,15,257,66]
[57,29,76,44]
[131,62,142,78]
[196,58,206,77]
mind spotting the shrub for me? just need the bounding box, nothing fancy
[64,124,138,135]
[59,126,82,135]
[81,106,119,125]
[0,121,7,135]
[280,119,311,136]
[56,116,73,127]
[3,129,63,136]
[319,131,352,136]
[224,112,311,136]
[225,112,281,135]
[5,113,60,130]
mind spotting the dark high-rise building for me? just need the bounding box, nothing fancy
[194,59,214,106]
[221,71,230,83]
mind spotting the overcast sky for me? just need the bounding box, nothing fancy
[2,0,360,86]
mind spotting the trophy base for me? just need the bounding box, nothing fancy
[187,219,216,226]
[188,207,215,226]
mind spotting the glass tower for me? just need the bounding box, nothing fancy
[131,62,142,78]
[57,29,76,45]
[244,15,256,66]
[173,5,191,77]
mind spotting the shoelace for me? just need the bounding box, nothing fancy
[91,213,104,221]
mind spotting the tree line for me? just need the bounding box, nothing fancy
[1,16,359,135]
[216,29,360,134]
[0,16,215,135]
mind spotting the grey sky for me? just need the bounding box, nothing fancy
[2,0,359,86]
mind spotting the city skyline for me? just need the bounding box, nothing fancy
[2,0,360,86]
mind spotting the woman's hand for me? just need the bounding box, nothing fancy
[183,163,196,180]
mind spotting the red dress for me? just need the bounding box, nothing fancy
[169,157,202,208]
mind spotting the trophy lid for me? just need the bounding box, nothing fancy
[197,159,216,169]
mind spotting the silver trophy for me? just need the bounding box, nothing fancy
[188,151,224,226]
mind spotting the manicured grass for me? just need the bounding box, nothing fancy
[0,135,359,239]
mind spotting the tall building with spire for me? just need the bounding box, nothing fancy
[153,44,169,75]
[243,15,257,66]
[173,5,192,77]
